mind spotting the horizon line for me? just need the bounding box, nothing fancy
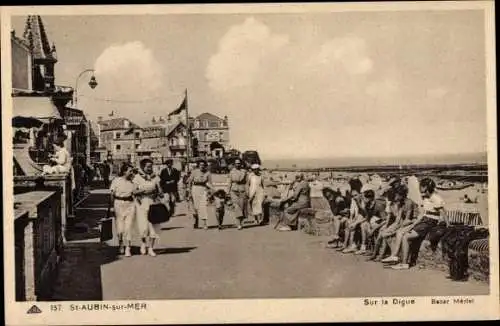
[261,151,488,161]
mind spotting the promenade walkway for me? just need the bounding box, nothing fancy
[50,182,489,301]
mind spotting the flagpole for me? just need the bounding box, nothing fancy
[185,88,190,171]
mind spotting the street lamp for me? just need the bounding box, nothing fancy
[73,69,98,107]
[73,69,98,166]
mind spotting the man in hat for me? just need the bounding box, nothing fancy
[160,158,181,216]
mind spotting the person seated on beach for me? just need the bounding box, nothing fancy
[378,184,419,264]
[391,178,446,270]
[42,138,72,175]
[356,185,387,255]
[276,173,311,232]
[338,178,364,253]
[323,187,350,248]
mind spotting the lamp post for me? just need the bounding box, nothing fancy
[73,69,98,166]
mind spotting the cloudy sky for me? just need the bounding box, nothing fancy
[11,9,488,160]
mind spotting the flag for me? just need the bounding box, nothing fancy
[168,92,187,117]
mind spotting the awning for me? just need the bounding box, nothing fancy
[13,96,62,121]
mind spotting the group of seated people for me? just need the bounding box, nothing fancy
[322,176,446,270]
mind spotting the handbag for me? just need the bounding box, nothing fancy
[148,200,171,224]
[100,203,115,242]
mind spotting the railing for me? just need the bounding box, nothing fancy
[14,191,63,301]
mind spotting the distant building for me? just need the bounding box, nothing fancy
[95,112,231,164]
[97,117,142,162]
[191,113,230,157]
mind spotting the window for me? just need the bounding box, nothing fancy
[135,132,140,138]
[135,144,139,149]
[116,144,121,150]
[115,132,121,139]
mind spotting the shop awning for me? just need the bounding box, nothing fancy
[13,96,62,121]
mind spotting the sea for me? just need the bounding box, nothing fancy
[262,152,488,169]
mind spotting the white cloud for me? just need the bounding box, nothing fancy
[205,18,383,158]
[81,41,164,122]
[307,37,373,75]
[206,17,289,92]
[94,41,163,92]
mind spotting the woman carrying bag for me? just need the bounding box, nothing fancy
[133,158,169,257]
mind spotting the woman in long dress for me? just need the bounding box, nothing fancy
[109,162,136,257]
[247,164,265,225]
[228,159,248,230]
[132,158,164,257]
[189,160,213,230]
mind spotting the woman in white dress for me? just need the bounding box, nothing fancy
[188,160,213,230]
[109,163,136,257]
[247,164,265,225]
[133,158,164,257]
[42,139,72,174]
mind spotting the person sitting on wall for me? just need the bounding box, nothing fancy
[42,138,72,175]
[324,187,351,249]
[336,178,364,252]
[356,184,388,255]
[391,178,446,270]
[276,173,311,232]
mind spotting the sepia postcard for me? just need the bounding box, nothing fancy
[1,1,498,324]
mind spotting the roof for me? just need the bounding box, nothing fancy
[23,15,56,62]
[13,96,62,120]
[195,112,224,121]
[11,31,30,50]
[98,117,141,131]
[166,121,186,138]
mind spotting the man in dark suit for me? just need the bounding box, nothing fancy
[160,159,181,215]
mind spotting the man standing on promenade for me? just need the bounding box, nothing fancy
[160,159,181,216]
[102,159,112,189]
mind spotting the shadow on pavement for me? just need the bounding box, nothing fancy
[49,243,119,301]
[161,226,184,231]
[154,247,197,255]
[50,188,118,300]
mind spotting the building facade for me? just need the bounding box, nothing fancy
[191,113,230,157]
[95,112,230,164]
[97,117,142,162]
